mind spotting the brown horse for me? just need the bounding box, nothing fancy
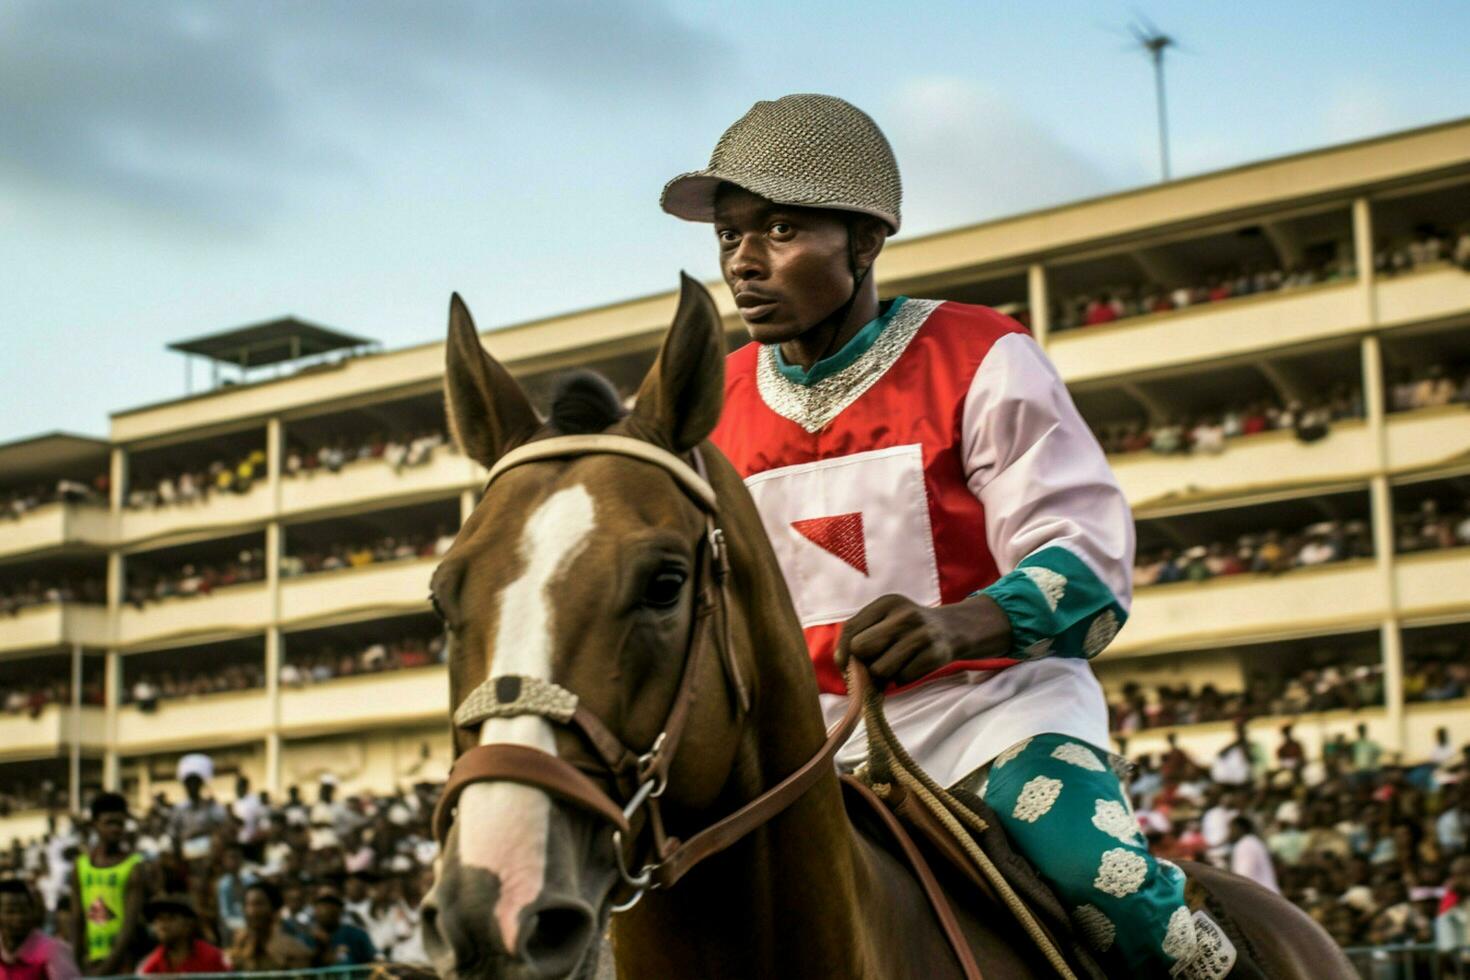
[420,275,1354,980]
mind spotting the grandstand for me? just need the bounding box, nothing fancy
[2,115,1469,848]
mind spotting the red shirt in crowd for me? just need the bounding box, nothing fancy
[138,941,227,975]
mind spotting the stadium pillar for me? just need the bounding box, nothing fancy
[103,651,120,792]
[266,515,284,796]
[1361,331,1404,753]
[266,625,283,796]
[267,417,283,512]
[103,546,123,792]
[69,643,82,813]
[108,447,126,512]
[1027,263,1050,349]
[1352,196,1377,326]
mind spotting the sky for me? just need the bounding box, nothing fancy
[2,0,1468,443]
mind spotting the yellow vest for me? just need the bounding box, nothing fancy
[76,852,141,963]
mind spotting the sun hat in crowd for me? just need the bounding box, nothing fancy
[176,753,213,783]
[660,93,903,234]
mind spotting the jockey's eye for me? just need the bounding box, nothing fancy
[641,568,687,610]
[716,229,739,247]
[769,221,794,239]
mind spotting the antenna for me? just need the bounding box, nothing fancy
[1128,13,1177,182]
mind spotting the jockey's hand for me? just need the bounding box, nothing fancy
[836,594,1012,688]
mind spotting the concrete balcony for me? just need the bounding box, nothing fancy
[0,504,113,562]
[1375,264,1470,329]
[1385,404,1470,473]
[1115,559,1386,657]
[1395,547,1470,621]
[1117,421,1375,514]
[0,704,106,762]
[118,484,273,548]
[115,583,270,649]
[115,688,270,753]
[1049,281,1363,384]
[278,558,435,629]
[0,604,109,656]
[279,452,479,520]
[279,666,446,738]
[0,810,51,847]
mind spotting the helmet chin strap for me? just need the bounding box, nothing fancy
[805,224,871,366]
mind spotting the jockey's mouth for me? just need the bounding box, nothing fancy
[735,288,780,322]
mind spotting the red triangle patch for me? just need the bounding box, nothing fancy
[791,512,868,575]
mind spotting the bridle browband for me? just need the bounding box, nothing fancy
[432,434,868,910]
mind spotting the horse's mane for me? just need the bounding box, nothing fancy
[547,370,628,435]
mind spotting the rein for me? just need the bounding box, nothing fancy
[433,434,868,909]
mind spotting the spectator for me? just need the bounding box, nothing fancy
[305,887,376,966]
[69,793,147,977]
[1353,723,1383,785]
[1228,816,1280,894]
[225,882,310,972]
[137,896,226,975]
[1276,724,1306,778]
[0,880,78,980]
[167,756,228,864]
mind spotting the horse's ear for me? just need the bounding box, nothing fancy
[444,293,540,468]
[631,273,725,452]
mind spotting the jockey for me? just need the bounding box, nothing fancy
[662,94,1232,979]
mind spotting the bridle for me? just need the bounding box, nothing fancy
[432,434,868,910]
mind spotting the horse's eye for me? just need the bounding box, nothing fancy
[429,592,452,627]
[641,569,687,609]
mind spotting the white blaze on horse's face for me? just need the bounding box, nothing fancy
[456,483,596,956]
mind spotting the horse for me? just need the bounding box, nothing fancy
[419,274,1355,979]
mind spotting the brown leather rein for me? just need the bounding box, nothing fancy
[433,434,868,910]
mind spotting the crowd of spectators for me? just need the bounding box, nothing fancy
[126,451,268,511]
[2,726,1470,968]
[0,578,106,616]
[1,757,441,972]
[1135,517,1373,588]
[278,531,452,578]
[1,678,103,720]
[125,549,267,608]
[1397,497,1470,555]
[123,664,267,713]
[283,429,450,479]
[1114,648,1470,737]
[1375,229,1470,278]
[1052,255,1356,334]
[1125,723,1470,958]
[280,635,447,688]
[1389,362,1470,414]
[2,477,107,520]
[1094,387,1363,457]
[1110,663,1388,735]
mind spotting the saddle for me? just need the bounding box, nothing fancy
[843,661,1262,980]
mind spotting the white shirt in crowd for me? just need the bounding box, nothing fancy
[1230,832,1280,894]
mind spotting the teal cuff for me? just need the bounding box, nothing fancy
[980,546,1127,660]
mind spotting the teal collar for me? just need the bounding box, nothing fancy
[773,297,909,387]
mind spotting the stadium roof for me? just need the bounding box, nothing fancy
[167,316,375,369]
[0,432,110,483]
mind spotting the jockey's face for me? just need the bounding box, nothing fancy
[714,184,868,345]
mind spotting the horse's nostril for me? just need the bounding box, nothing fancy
[522,901,594,971]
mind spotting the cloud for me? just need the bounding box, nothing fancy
[880,78,1121,236]
[0,0,727,227]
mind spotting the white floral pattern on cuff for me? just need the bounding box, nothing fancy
[1093,847,1148,897]
[1012,775,1063,823]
